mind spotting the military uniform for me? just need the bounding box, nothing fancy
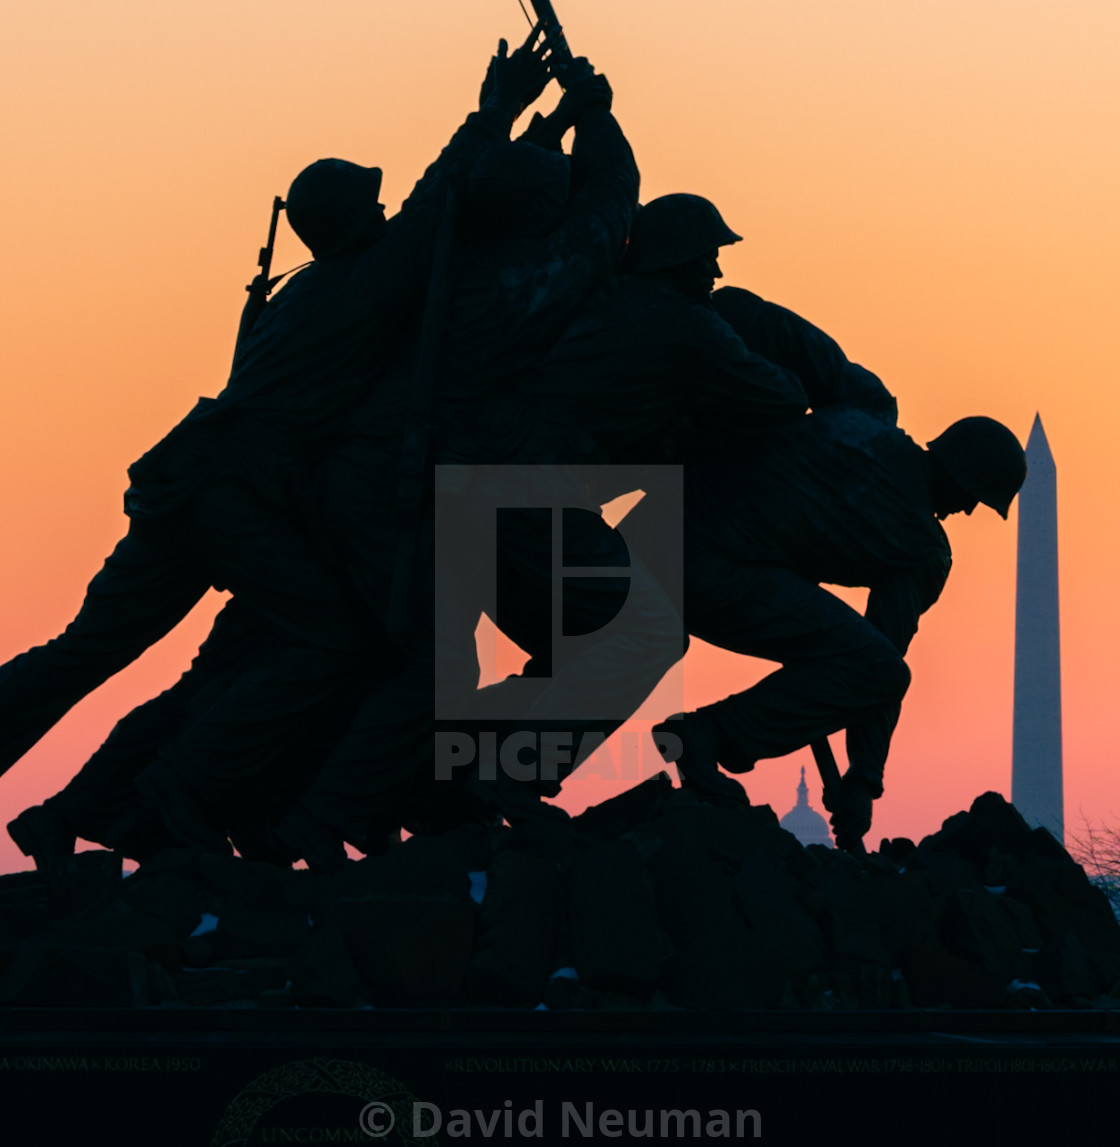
[675,289,951,794]
[0,103,519,782]
[518,273,808,472]
[291,102,663,842]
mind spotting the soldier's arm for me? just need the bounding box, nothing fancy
[504,99,640,328]
[560,101,639,263]
[478,101,639,369]
[843,709,897,800]
[396,104,517,218]
[343,80,536,341]
[684,308,809,431]
[844,554,952,794]
[514,65,607,151]
[399,32,552,213]
[712,286,897,419]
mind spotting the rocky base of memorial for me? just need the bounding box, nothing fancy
[1,776,1118,1011]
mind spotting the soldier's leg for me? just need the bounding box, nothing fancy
[677,538,910,769]
[0,517,210,779]
[281,532,478,857]
[134,479,388,850]
[474,504,684,789]
[66,601,267,836]
[241,440,438,864]
[273,473,683,859]
[7,600,267,867]
[309,495,681,839]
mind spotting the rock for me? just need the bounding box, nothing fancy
[1005,980,1053,1009]
[288,926,364,1007]
[982,846,1012,888]
[319,834,470,902]
[878,838,917,865]
[996,894,1044,949]
[908,846,983,898]
[313,836,476,1004]
[467,849,560,1006]
[539,972,627,1011]
[940,888,1040,982]
[861,867,937,966]
[0,942,152,1007]
[964,793,1033,862]
[646,807,794,1008]
[568,840,672,998]
[335,893,474,1005]
[1087,994,1120,1010]
[1007,848,1120,961]
[804,861,890,970]
[194,853,294,909]
[1025,826,1075,864]
[123,870,213,940]
[2,783,1117,1013]
[47,849,122,921]
[424,822,496,872]
[136,850,298,908]
[731,854,826,975]
[670,926,788,1009]
[0,874,49,944]
[798,972,834,1010]
[1035,931,1102,1001]
[47,903,181,970]
[175,962,286,1007]
[904,937,1004,1008]
[179,935,217,969]
[924,810,971,854]
[892,969,913,1009]
[211,902,310,960]
[0,871,47,897]
[573,772,676,841]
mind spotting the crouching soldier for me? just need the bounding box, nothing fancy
[647,291,1026,849]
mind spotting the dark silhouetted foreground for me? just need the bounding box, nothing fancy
[2,784,1117,1011]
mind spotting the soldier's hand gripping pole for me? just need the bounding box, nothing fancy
[232,195,286,365]
[518,0,595,88]
[526,0,572,66]
[811,737,868,856]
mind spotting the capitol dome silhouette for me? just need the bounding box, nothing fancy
[779,766,834,848]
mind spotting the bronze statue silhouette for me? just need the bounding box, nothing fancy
[3,17,1027,877]
[642,282,1026,851]
[3,30,559,868]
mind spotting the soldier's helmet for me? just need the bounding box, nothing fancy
[285,159,384,259]
[626,194,742,273]
[467,142,571,238]
[926,417,1027,519]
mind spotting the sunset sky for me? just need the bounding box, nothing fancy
[1,0,1118,872]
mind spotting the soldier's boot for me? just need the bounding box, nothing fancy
[653,712,749,807]
[100,804,175,862]
[7,798,76,874]
[271,808,349,875]
[222,817,290,867]
[465,769,577,865]
[356,817,403,858]
[134,766,232,856]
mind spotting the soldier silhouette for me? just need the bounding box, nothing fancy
[636,282,1027,850]
[3,30,557,867]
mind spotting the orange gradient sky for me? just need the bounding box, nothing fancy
[2,0,1118,871]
